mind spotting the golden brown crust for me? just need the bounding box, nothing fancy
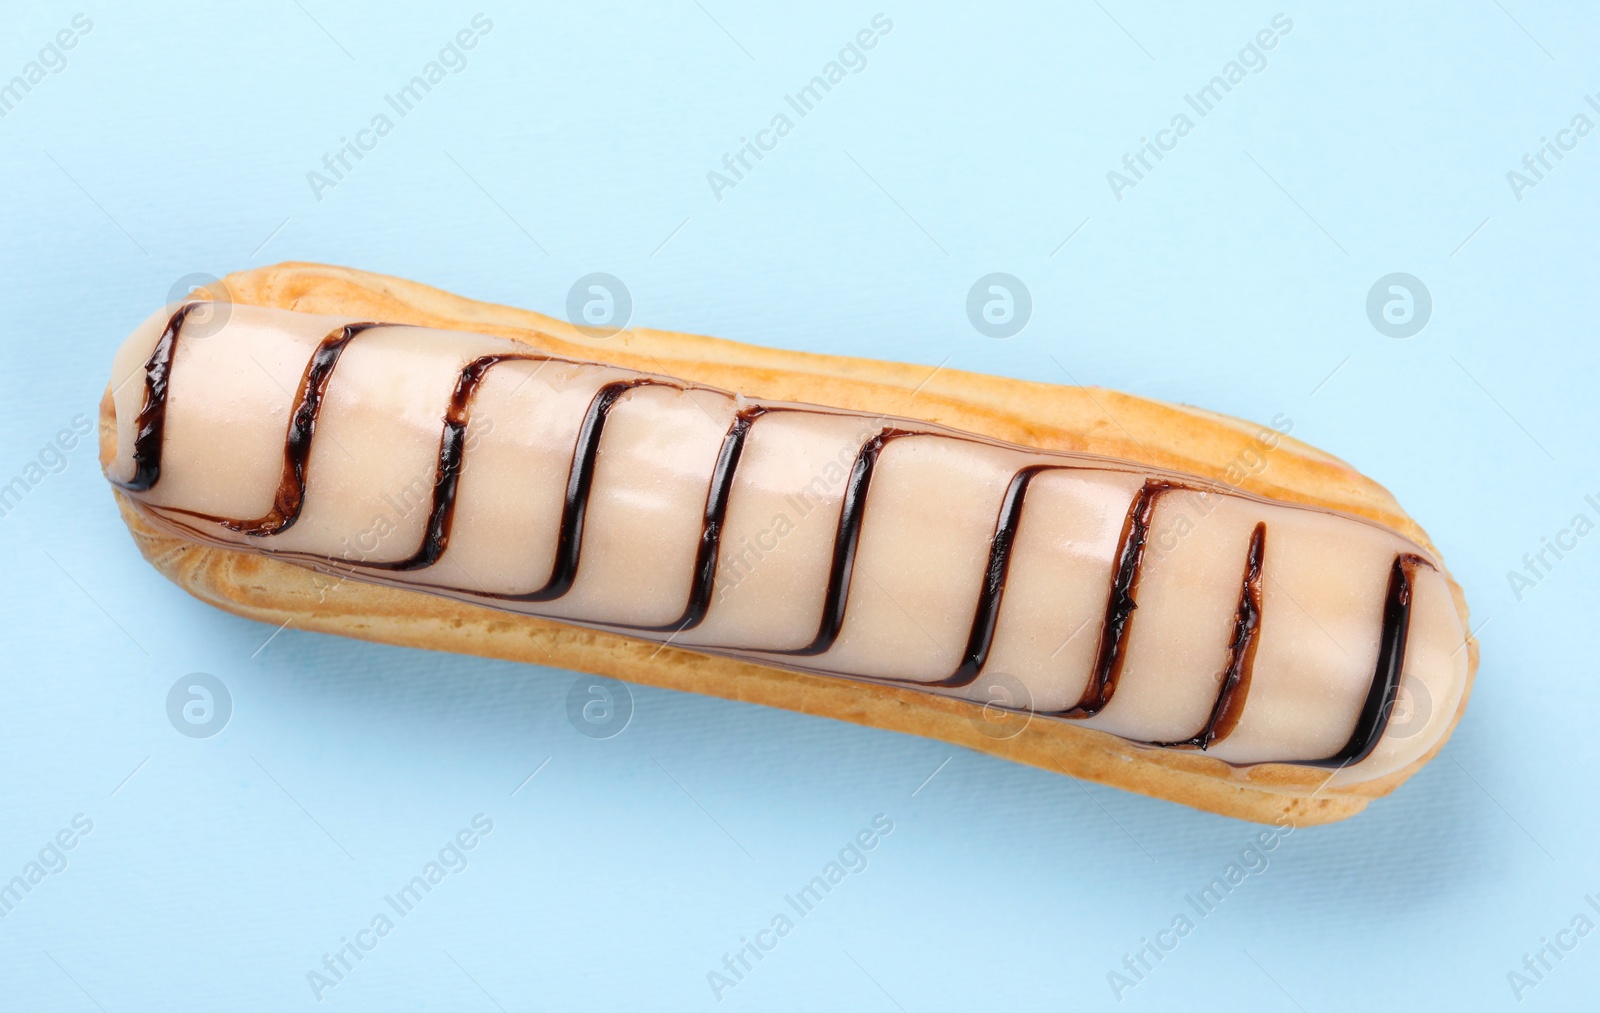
[99,262,1478,825]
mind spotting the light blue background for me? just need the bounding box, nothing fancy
[1,2,1596,1010]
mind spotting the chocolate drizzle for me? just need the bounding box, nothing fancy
[935,464,1048,688]
[1066,479,1167,716]
[666,404,768,632]
[1297,552,1425,768]
[224,341,784,632]
[117,302,1435,767]
[565,397,772,632]
[1155,521,1266,750]
[113,301,202,492]
[769,428,914,656]
[225,323,381,536]
[365,352,554,571]
[483,377,673,602]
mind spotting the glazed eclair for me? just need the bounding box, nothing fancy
[101,264,1477,824]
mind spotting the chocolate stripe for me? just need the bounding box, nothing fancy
[1064,479,1167,716]
[1295,553,1423,768]
[113,302,202,492]
[633,405,768,632]
[223,323,382,537]
[767,428,913,657]
[486,378,669,602]
[1154,521,1266,750]
[930,464,1048,688]
[365,353,554,571]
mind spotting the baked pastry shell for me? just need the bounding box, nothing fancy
[99,262,1478,825]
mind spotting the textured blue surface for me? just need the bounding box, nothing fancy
[1,2,1596,1010]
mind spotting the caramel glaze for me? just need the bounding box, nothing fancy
[121,306,1430,767]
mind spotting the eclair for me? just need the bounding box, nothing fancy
[100,263,1477,825]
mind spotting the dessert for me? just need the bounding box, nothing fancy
[100,264,1476,823]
